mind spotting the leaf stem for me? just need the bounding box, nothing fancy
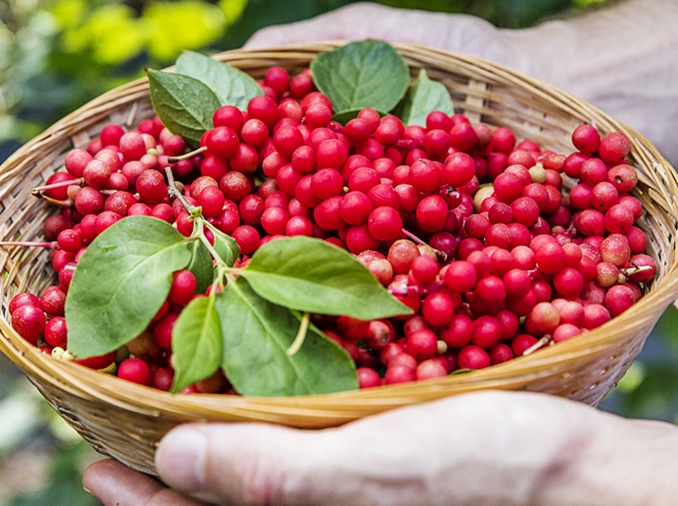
[287,312,311,356]
[195,220,223,268]
[201,220,237,270]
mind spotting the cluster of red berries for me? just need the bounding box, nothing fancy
[8,63,656,393]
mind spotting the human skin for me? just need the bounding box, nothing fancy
[245,0,678,167]
[84,391,678,505]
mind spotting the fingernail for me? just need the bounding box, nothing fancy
[155,426,207,491]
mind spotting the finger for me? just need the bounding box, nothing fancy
[156,422,331,505]
[155,391,596,506]
[83,459,203,506]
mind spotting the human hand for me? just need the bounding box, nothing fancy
[83,390,678,506]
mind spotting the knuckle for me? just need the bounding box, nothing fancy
[234,450,286,505]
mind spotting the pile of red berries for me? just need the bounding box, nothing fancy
[8,64,656,393]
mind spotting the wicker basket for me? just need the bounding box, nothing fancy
[1,42,678,476]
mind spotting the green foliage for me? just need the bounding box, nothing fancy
[171,295,223,393]
[216,278,359,396]
[310,40,410,114]
[186,239,215,295]
[147,68,221,145]
[208,223,241,267]
[175,51,262,110]
[242,236,411,319]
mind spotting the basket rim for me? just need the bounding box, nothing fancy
[2,41,678,420]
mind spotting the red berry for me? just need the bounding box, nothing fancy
[407,329,438,362]
[136,169,167,204]
[598,131,631,164]
[443,152,475,187]
[117,358,152,386]
[169,270,197,306]
[367,206,402,242]
[457,345,491,369]
[11,305,46,344]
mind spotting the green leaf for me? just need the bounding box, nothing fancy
[238,236,411,320]
[396,68,454,127]
[171,295,223,393]
[65,216,191,358]
[147,68,221,146]
[216,278,358,396]
[175,51,263,110]
[310,40,410,113]
[187,239,213,295]
[206,223,240,267]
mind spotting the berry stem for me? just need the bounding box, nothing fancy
[286,311,311,356]
[32,178,83,195]
[621,265,653,277]
[0,240,57,249]
[400,229,448,262]
[167,146,207,164]
[164,166,196,214]
[522,336,552,356]
[32,193,73,207]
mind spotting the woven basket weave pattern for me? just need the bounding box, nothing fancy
[1,43,678,475]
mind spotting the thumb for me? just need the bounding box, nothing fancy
[155,422,331,505]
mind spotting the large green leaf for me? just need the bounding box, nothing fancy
[396,68,454,127]
[171,295,222,393]
[65,216,191,358]
[238,236,411,320]
[175,51,263,110]
[216,278,358,396]
[310,40,409,113]
[147,68,221,146]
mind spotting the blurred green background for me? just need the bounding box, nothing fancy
[2,0,677,504]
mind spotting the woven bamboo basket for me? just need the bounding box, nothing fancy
[1,42,678,476]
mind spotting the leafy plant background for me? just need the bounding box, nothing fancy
[3,0,677,504]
